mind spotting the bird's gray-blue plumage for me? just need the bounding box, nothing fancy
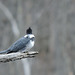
[0,37,31,54]
[0,27,35,54]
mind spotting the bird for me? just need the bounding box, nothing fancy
[0,27,35,54]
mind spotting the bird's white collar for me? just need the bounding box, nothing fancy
[24,34,35,38]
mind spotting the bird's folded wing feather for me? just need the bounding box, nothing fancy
[8,37,30,52]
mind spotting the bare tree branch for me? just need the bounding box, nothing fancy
[0,51,38,63]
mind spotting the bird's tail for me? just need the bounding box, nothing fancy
[0,50,8,54]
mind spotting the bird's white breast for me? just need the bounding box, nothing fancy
[26,40,35,51]
[24,34,35,51]
[30,40,35,48]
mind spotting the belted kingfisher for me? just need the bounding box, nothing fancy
[0,27,35,54]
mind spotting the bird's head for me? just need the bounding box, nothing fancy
[26,27,32,34]
[24,27,35,39]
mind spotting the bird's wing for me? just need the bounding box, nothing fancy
[7,37,30,53]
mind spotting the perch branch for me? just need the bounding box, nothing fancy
[0,51,38,63]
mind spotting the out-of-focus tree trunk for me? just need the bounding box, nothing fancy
[0,0,75,75]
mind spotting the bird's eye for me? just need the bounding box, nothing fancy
[33,37,35,38]
[26,36,29,38]
[31,37,35,41]
[32,37,35,39]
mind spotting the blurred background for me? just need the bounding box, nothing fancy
[0,0,75,75]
